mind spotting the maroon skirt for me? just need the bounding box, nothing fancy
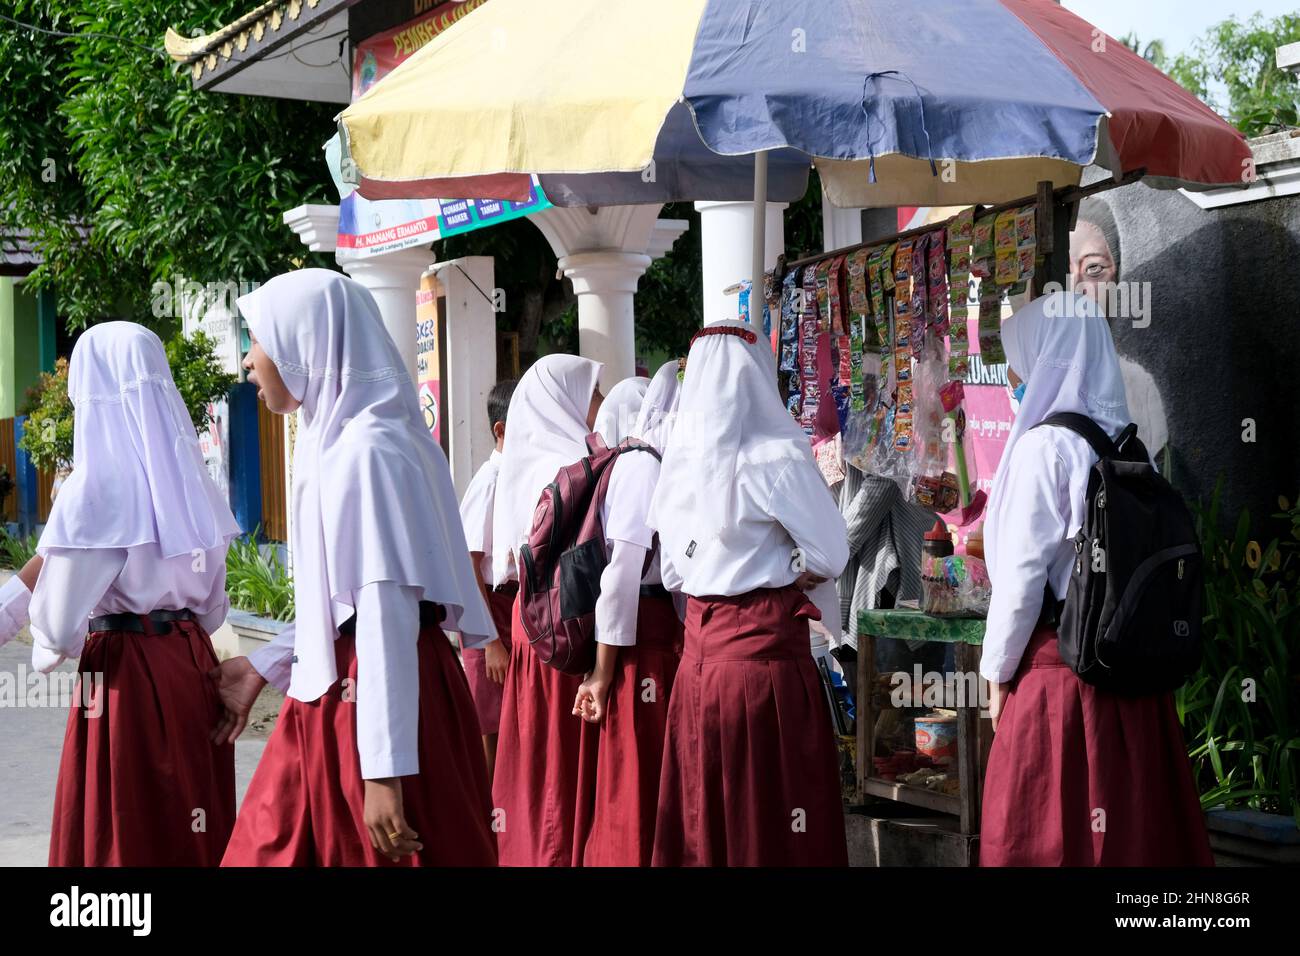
[652,586,848,867]
[492,595,596,866]
[980,627,1214,867]
[574,593,685,867]
[49,618,235,867]
[462,588,516,736]
[221,624,497,867]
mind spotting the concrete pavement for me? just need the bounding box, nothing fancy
[0,637,267,866]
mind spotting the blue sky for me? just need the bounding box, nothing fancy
[1064,0,1297,56]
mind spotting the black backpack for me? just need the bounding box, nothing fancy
[1033,413,1202,696]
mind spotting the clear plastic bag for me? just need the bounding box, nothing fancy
[920,554,991,618]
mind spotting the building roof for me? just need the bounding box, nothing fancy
[0,229,40,278]
[164,0,359,103]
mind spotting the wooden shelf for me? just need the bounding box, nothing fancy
[861,777,962,816]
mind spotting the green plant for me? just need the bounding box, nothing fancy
[225,533,294,622]
[0,1,336,332]
[166,329,237,431]
[1178,481,1300,824]
[0,529,40,570]
[18,358,75,472]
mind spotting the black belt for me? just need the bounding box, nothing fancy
[492,582,519,596]
[89,609,195,635]
[338,600,445,637]
[1037,583,1065,630]
[639,584,672,601]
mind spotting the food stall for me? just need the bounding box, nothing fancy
[764,174,1141,864]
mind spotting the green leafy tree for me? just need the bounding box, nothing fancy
[1146,14,1300,136]
[17,357,75,472]
[165,329,238,430]
[0,1,335,332]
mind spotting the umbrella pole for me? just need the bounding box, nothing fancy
[751,150,768,326]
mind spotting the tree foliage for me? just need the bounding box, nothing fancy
[0,1,335,332]
[1124,14,1300,136]
[0,1,828,361]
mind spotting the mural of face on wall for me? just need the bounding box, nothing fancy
[1069,199,1169,462]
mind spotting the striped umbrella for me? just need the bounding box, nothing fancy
[339,0,1252,294]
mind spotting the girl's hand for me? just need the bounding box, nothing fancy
[208,656,267,745]
[794,571,828,591]
[573,672,613,724]
[364,778,422,862]
[987,680,1012,732]
[483,638,509,684]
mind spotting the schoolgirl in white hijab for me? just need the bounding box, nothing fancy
[979,290,1212,867]
[490,353,606,867]
[648,321,849,867]
[215,269,496,867]
[572,359,686,866]
[593,375,649,447]
[30,322,240,866]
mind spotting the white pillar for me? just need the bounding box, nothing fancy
[530,204,688,389]
[337,247,435,385]
[559,251,650,388]
[695,199,787,326]
[427,256,499,494]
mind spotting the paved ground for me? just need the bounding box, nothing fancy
[0,633,275,866]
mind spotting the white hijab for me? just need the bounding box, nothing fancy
[237,269,494,702]
[649,319,817,554]
[39,322,239,557]
[985,290,1131,577]
[594,376,649,446]
[492,353,603,585]
[633,360,683,453]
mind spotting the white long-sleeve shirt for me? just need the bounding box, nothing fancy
[29,543,230,673]
[658,457,849,627]
[459,449,515,586]
[595,451,662,647]
[0,575,32,648]
[248,580,428,780]
[980,428,1093,684]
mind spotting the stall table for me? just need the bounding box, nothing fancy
[854,608,989,861]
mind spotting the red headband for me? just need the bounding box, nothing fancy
[689,325,758,348]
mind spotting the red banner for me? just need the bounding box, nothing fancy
[352,0,490,98]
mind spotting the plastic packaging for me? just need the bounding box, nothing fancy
[921,552,992,618]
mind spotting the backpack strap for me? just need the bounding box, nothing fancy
[1032,412,1117,460]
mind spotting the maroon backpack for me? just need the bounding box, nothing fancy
[517,434,661,675]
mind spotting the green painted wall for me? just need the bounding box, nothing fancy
[0,277,46,419]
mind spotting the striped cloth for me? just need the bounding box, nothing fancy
[835,466,933,649]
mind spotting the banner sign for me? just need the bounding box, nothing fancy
[336,0,550,256]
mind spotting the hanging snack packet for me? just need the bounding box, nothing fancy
[894,240,914,286]
[896,379,914,416]
[994,209,1018,286]
[881,243,899,292]
[948,351,970,381]
[971,213,995,278]
[1017,246,1036,282]
[948,246,971,309]
[893,413,914,452]
[948,208,974,249]
[815,260,831,333]
[927,230,949,334]
[1015,206,1036,248]
[828,255,847,335]
[977,289,1006,365]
